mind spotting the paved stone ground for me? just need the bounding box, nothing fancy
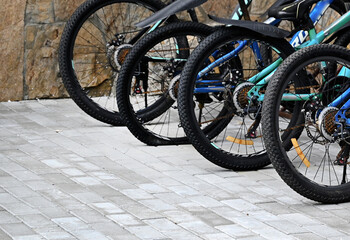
[1,99,350,240]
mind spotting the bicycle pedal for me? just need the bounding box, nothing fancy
[134,87,142,94]
[245,131,257,139]
[333,158,347,166]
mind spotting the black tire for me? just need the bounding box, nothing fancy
[117,22,215,145]
[177,27,295,170]
[59,0,176,126]
[334,26,350,47]
[262,44,350,203]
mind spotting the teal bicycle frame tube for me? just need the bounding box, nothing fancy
[281,93,319,101]
[247,10,350,102]
[324,10,350,37]
[147,20,163,33]
[195,5,350,97]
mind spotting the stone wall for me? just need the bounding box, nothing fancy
[0,0,274,101]
[0,0,27,101]
[24,0,86,101]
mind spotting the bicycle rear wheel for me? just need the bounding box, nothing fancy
[177,27,294,170]
[117,22,215,145]
[59,0,176,125]
[262,44,350,203]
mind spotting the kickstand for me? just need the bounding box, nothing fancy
[340,143,350,184]
[245,115,261,138]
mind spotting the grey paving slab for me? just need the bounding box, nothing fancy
[190,209,233,226]
[90,221,134,238]
[17,214,55,229]
[215,224,255,238]
[121,202,164,220]
[0,222,36,238]
[1,99,350,239]
[0,211,22,224]
[2,202,40,215]
[264,220,308,235]
[203,232,236,240]
[35,225,74,240]
[179,221,219,235]
[126,225,167,239]
[210,206,245,221]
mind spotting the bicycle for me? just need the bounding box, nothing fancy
[176,0,350,170]
[262,43,350,203]
[116,0,347,147]
[58,0,254,126]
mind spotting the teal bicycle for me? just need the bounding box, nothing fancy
[262,43,350,203]
[177,0,350,170]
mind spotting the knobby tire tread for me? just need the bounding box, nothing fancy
[178,28,295,170]
[262,44,350,203]
[59,0,172,126]
[116,22,214,145]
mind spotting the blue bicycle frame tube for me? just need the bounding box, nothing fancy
[250,7,350,100]
[335,97,350,125]
[330,88,350,108]
[197,40,247,79]
[330,64,350,125]
[195,0,336,88]
[290,0,332,47]
[251,41,263,63]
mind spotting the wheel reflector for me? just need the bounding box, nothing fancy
[291,138,310,168]
[226,136,253,145]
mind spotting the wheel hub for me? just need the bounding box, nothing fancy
[169,75,180,101]
[233,82,254,112]
[106,40,133,71]
[114,44,133,68]
[318,107,338,141]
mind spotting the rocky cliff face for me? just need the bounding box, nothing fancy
[1,0,274,101]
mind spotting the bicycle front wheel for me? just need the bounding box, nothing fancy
[262,44,350,203]
[59,0,175,125]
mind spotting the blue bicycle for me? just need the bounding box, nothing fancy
[176,0,350,170]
